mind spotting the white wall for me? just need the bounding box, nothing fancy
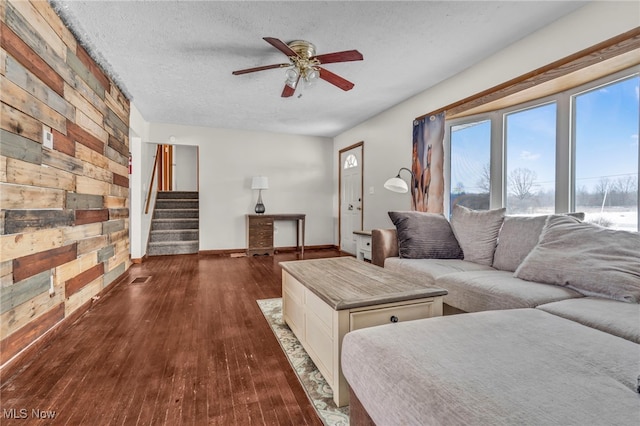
[129,104,155,260]
[146,123,333,251]
[333,1,640,240]
[174,145,198,191]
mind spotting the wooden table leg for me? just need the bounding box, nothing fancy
[301,218,305,256]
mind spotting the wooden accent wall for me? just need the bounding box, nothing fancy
[0,0,131,366]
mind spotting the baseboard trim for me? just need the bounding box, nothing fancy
[131,255,147,264]
[0,270,129,380]
[199,248,246,256]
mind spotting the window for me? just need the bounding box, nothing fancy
[344,154,358,169]
[446,67,639,231]
[573,75,639,231]
[449,120,491,214]
[505,103,556,215]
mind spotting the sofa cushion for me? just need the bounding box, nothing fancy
[342,309,640,426]
[537,297,640,344]
[515,215,640,303]
[450,205,506,266]
[493,213,585,272]
[388,211,463,259]
[384,258,494,286]
[436,270,582,312]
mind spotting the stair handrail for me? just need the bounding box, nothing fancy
[144,145,162,214]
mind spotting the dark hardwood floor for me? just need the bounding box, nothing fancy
[1,249,347,425]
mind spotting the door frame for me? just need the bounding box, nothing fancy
[155,143,200,192]
[338,141,364,253]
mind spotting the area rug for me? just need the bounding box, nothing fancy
[257,298,349,426]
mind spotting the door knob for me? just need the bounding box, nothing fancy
[348,204,354,210]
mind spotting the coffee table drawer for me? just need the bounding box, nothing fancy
[350,300,435,331]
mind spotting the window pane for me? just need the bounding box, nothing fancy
[344,154,358,169]
[505,103,556,215]
[574,75,639,231]
[450,120,491,214]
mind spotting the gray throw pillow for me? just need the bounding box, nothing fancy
[514,215,640,303]
[450,205,506,266]
[388,211,462,259]
[493,213,586,272]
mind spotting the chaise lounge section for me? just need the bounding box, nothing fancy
[342,207,640,425]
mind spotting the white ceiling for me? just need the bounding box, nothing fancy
[51,1,587,138]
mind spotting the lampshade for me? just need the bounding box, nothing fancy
[384,176,409,193]
[384,167,414,193]
[305,68,319,82]
[251,176,269,190]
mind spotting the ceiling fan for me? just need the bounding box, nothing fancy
[232,37,363,97]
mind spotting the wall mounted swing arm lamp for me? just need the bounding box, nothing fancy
[384,167,415,193]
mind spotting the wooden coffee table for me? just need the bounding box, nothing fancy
[280,257,447,407]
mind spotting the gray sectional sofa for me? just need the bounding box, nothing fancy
[341,206,640,425]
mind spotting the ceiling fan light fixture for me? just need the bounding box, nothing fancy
[302,67,319,88]
[306,68,320,81]
[285,67,299,82]
[285,67,299,89]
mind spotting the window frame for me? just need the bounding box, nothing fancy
[445,65,640,231]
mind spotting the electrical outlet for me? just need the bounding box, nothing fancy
[42,126,53,149]
[369,186,375,194]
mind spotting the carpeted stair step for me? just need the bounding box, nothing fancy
[150,229,199,243]
[156,191,199,199]
[148,241,199,256]
[155,199,199,209]
[151,218,199,230]
[148,191,200,256]
[154,208,199,219]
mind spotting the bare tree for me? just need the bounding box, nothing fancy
[508,168,538,200]
[595,178,611,207]
[453,182,465,194]
[476,163,491,193]
[614,175,638,206]
[595,178,611,196]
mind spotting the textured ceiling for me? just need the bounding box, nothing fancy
[51,1,587,137]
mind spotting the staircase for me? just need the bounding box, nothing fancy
[148,191,199,256]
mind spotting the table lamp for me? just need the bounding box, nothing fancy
[251,176,269,214]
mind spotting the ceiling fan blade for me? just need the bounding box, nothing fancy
[318,67,355,91]
[281,75,300,98]
[232,63,289,75]
[264,37,298,57]
[312,50,363,64]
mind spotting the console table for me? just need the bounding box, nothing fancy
[246,214,305,256]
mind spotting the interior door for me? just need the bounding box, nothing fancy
[340,144,363,254]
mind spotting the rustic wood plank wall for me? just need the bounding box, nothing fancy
[0,0,131,366]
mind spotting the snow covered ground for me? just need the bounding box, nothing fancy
[513,207,638,232]
[580,207,638,232]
